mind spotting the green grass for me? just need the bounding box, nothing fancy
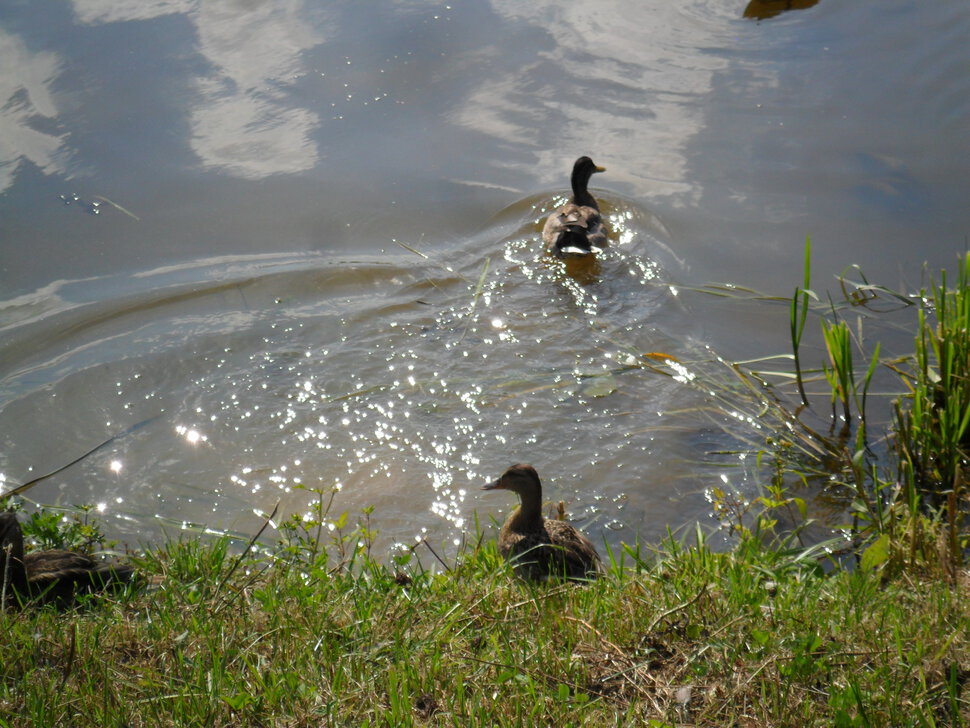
[0,529,967,727]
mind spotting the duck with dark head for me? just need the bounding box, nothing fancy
[1,511,136,609]
[542,156,608,259]
[482,464,601,581]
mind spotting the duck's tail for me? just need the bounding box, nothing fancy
[553,226,602,258]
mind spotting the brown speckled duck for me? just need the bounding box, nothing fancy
[483,464,601,580]
[542,156,608,258]
[0,512,135,608]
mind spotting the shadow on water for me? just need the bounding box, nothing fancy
[0,190,787,556]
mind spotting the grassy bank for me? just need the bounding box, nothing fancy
[0,529,967,727]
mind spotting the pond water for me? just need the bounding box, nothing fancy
[1,0,969,555]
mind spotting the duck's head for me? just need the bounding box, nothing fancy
[571,156,605,186]
[482,463,542,497]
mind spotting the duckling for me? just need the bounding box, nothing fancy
[482,464,601,580]
[542,156,608,258]
[0,512,135,608]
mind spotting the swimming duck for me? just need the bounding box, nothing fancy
[0,512,135,608]
[542,156,608,258]
[482,464,601,580]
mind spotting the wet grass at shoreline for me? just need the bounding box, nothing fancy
[1,530,967,726]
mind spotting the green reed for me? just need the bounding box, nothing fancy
[819,315,852,424]
[789,236,813,408]
[887,253,970,575]
[819,315,881,444]
[900,255,970,496]
[787,235,881,440]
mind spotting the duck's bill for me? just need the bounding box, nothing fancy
[481,479,503,490]
[595,165,606,173]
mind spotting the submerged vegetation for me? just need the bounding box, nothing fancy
[2,251,969,725]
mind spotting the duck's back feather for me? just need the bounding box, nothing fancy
[542,203,607,257]
[498,517,601,581]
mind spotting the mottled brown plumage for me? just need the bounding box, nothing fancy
[483,464,601,581]
[0,512,135,608]
[542,157,608,258]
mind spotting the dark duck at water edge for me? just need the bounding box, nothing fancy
[542,156,608,258]
[0,512,136,608]
[483,464,602,581]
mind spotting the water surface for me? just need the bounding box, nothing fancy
[2,0,969,553]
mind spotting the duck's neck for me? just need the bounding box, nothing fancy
[570,169,599,209]
[509,485,544,532]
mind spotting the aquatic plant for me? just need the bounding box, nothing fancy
[783,252,969,576]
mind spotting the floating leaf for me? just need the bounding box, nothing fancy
[642,351,678,362]
[581,373,617,398]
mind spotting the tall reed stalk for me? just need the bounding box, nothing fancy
[789,237,813,408]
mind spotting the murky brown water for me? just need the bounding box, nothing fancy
[2,0,969,554]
